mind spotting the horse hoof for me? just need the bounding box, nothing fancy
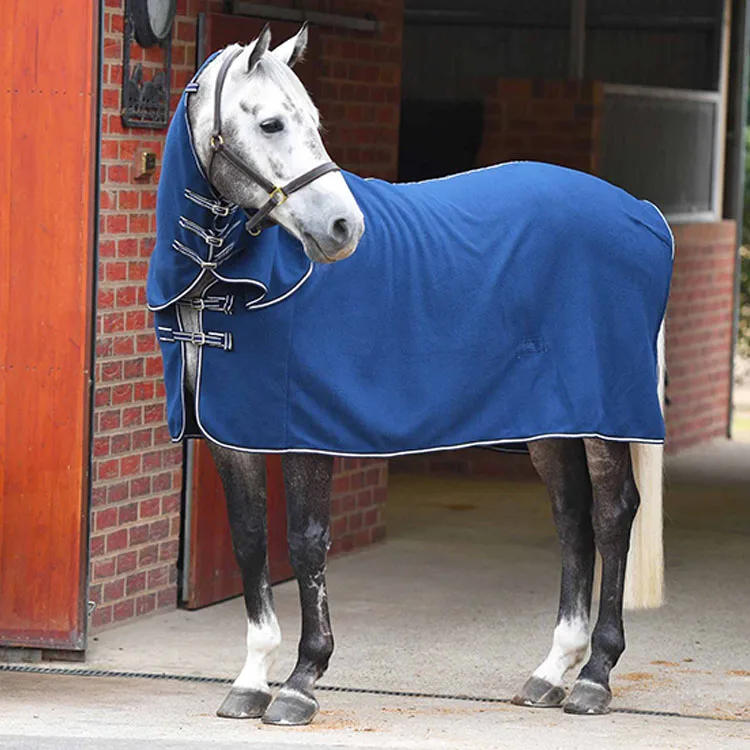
[216,687,272,719]
[511,677,566,708]
[262,688,319,726]
[563,680,612,715]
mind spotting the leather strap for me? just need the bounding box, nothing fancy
[206,47,340,236]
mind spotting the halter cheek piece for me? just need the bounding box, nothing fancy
[207,47,340,236]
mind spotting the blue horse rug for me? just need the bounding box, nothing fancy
[148,82,674,457]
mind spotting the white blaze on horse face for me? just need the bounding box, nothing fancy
[192,35,364,263]
[532,613,590,687]
[233,608,282,692]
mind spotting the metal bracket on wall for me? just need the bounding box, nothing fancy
[121,1,172,129]
[231,1,382,33]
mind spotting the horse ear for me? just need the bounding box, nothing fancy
[272,22,308,68]
[247,24,272,73]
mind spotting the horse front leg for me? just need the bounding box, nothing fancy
[207,444,281,719]
[262,453,334,726]
[513,438,595,708]
[564,438,639,715]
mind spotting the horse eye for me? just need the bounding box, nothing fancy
[260,118,284,134]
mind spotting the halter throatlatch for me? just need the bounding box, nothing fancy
[207,47,340,236]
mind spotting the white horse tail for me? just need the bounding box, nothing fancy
[624,322,666,609]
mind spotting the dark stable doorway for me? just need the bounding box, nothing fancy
[398,99,485,182]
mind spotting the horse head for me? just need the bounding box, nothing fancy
[188,25,364,264]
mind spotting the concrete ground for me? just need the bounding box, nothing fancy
[1,440,748,748]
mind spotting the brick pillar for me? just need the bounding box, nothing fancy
[665,221,736,452]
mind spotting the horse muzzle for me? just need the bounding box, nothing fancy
[302,213,364,264]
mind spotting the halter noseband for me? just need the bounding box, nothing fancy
[207,47,340,236]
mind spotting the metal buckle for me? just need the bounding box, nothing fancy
[211,203,231,217]
[205,235,224,247]
[210,134,224,150]
[269,186,287,206]
[189,332,207,346]
[200,260,217,269]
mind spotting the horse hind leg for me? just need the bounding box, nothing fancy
[564,438,639,715]
[208,443,281,719]
[513,438,595,709]
[262,453,335,726]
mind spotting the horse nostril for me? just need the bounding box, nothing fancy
[331,218,351,245]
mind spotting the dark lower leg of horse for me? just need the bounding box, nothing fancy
[565,438,639,716]
[208,444,280,720]
[513,439,596,709]
[263,453,335,726]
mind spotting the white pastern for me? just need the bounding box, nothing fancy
[232,610,282,692]
[532,614,590,687]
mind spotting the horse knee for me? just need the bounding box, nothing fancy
[288,521,330,574]
[591,480,639,546]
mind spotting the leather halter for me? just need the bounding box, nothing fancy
[207,47,340,236]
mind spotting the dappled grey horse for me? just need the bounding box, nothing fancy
[148,26,671,726]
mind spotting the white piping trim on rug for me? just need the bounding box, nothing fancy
[246,261,314,310]
[372,160,528,188]
[643,200,675,260]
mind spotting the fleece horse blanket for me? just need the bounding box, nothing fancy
[148,84,674,457]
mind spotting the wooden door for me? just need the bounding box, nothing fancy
[0,2,98,649]
[183,14,321,609]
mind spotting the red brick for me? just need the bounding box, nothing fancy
[103,578,124,602]
[116,551,138,575]
[93,436,110,458]
[129,524,150,546]
[91,605,113,629]
[113,335,135,357]
[93,557,116,581]
[134,381,155,401]
[121,454,142,476]
[136,593,157,616]
[122,406,143,427]
[149,519,170,541]
[97,458,119,481]
[132,428,153,449]
[124,358,145,379]
[107,481,129,504]
[111,384,133,406]
[106,529,128,552]
[139,497,160,518]
[131,476,152,498]
[159,539,179,562]
[118,503,138,525]
[116,286,138,308]
[95,507,118,531]
[126,571,148,595]
[114,599,135,622]
[157,587,177,609]
[138,544,159,567]
[147,567,168,589]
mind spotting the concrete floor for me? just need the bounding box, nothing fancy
[1,440,748,748]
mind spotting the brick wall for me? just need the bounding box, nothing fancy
[330,458,388,554]
[90,0,402,629]
[476,79,603,173]
[665,221,736,452]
